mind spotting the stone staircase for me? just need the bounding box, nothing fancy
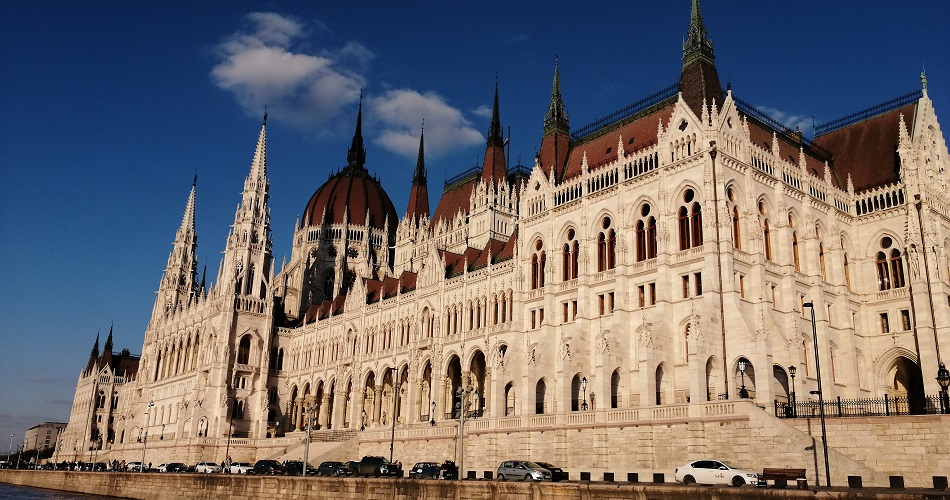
[267,430,360,465]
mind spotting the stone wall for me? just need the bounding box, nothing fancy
[1,471,946,500]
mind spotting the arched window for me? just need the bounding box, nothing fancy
[819,243,827,281]
[678,206,691,250]
[647,216,657,258]
[504,383,516,416]
[535,379,547,414]
[531,240,546,289]
[876,251,891,290]
[562,228,578,280]
[690,203,703,246]
[732,206,741,249]
[323,271,334,300]
[636,221,647,262]
[237,335,251,365]
[890,249,905,288]
[763,220,772,260]
[597,216,616,271]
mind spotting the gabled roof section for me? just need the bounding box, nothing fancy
[496,227,518,263]
[470,238,506,270]
[812,92,921,191]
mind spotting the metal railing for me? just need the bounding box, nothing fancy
[775,394,945,418]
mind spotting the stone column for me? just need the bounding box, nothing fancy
[318,396,330,428]
[294,399,304,431]
[373,387,383,424]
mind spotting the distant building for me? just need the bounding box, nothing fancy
[23,422,66,452]
[60,0,949,485]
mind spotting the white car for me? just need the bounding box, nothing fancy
[229,462,254,474]
[195,461,223,473]
[126,461,145,472]
[674,459,759,487]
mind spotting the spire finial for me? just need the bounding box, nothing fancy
[921,66,928,91]
[487,78,503,144]
[544,56,569,135]
[346,90,367,170]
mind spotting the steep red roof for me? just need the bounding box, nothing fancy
[812,103,916,191]
[471,238,506,269]
[562,105,675,181]
[431,176,477,224]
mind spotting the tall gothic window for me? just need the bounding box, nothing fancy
[876,251,890,290]
[819,243,827,281]
[597,216,616,271]
[531,240,546,289]
[237,335,251,364]
[890,249,905,289]
[759,202,772,261]
[732,206,741,249]
[636,204,657,261]
[679,189,703,250]
[562,228,578,280]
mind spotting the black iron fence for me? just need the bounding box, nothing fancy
[775,394,947,419]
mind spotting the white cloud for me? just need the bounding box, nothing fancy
[758,105,814,138]
[211,12,367,130]
[471,105,492,119]
[370,89,484,158]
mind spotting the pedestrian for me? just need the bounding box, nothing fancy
[148,462,152,471]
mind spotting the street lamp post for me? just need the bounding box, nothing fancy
[789,365,797,417]
[8,433,13,463]
[141,401,154,472]
[803,302,831,487]
[738,359,749,399]
[581,377,589,411]
[301,398,317,477]
[937,362,950,414]
[93,436,102,470]
[429,401,436,426]
[389,372,400,464]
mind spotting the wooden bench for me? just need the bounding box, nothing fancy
[761,468,807,489]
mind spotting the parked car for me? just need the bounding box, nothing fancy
[229,462,254,474]
[408,462,441,479]
[408,460,457,479]
[283,460,317,476]
[346,456,402,477]
[157,462,188,473]
[253,459,285,475]
[496,460,552,481]
[535,462,568,482]
[126,461,145,472]
[317,461,349,476]
[195,461,222,474]
[674,459,760,487]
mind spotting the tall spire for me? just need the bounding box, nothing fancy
[543,56,570,135]
[405,124,429,219]
[154,180,199,318]
[346,91,367,170]
[248,114,268,185]
[103,323,113,354]
[481,79,508,182]
[680,0,722,116]
[90,331,100,359]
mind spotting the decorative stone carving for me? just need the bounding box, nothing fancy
[638,323,654,348]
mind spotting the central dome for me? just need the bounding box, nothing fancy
[302,165,397,231]
[301,100,397,233]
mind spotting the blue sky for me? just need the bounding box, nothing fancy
[0,1,947,448]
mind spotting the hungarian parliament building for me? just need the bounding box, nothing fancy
[60,0,949,484]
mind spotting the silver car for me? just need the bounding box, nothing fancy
[496,460,552,481]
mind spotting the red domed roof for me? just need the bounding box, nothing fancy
[302,165,397,232]
[302,99,398,234]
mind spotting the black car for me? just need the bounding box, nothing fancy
[316,461,349,476]
[253,459,285,475]
[159,462,188,473]
[409,460,457,479]
[283,460,317,476]
[535,462,568,482]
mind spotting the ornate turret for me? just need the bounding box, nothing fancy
[153,177,199,317]
[540,57,571,181]
[680,0,723,116]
